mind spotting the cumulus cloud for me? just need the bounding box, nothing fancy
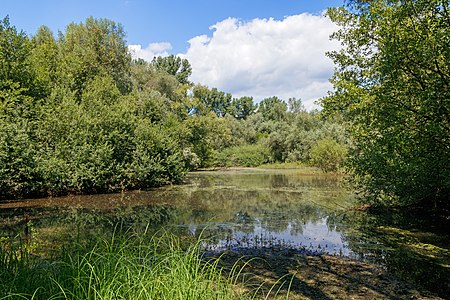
[128,42,172,61]
[183,14,340,110]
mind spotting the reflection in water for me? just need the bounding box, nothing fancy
[166,170,356,256]
[1,168,449,296]
[198,217,352,256]
[0,169,354,257]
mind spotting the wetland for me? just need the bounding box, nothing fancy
[1,169,449,299]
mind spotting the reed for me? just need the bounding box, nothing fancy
[0,228,291,299]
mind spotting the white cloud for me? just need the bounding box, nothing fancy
[128,42,172,61]
[183,14,340,110]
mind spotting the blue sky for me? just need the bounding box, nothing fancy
[2,0,345,109]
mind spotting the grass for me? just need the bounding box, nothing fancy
[0,228,292,300]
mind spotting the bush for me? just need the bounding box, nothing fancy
[310,138,347,173]
[215,144,270,167]
[183,147,201,170]
[0,77,187,198]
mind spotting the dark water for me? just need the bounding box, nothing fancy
[1,169,449,296]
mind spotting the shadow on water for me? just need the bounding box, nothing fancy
[1,168,449,298]
[331,208,450,297]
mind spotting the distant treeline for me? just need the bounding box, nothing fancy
[0,16,349,199]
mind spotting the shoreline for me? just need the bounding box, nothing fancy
[212,250,443,299]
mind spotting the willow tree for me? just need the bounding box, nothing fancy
[322,0,450,208]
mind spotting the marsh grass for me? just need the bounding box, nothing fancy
[0,228,292,299]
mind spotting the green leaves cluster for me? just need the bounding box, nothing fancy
[323,0,450,208]
[310,138,348,173]
[0,16,187,198]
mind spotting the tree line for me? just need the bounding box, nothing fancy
[0,16,349,199]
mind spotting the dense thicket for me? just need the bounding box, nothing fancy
[0,16,348,199]
[322,0,450,209]
[0,16,187,198]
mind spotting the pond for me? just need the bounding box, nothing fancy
[1,168,449,296]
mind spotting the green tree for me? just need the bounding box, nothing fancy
[192,84,232,117]
[130,59,196,121]
[0,16,44,198]
[222,115,258,146]
[323,0,450,208]
[151,55,192,85]
[229,96,256,119]
[258,96,287,121]
[0,16,39,103]
[57,17,132,97]
[287,97,304,113]
[182,114,231,167]
[215,144,270,167]
[0,16,192,199]
[0,119,41,198]
[30,26,58,97]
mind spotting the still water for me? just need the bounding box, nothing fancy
[1,168,449,296]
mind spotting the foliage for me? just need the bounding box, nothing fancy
[229,96,256,120]
[0,119,40,198]
[30,25,58,97]
[0,17,186,199]
[192,84,232,117]
[182,114,232,167]
[310,138,348,173]
[151,54,192,85]
[323,0,450,208]
[215,144,270,167]
[0,16,38,99]
[57,17,132,96]
[34,76,186,195]
[258,96,287,121]
[182,148,201,170]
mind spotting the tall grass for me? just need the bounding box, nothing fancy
[1,228,288,300]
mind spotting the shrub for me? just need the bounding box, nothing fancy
[215,144,270,167]
[310,138,347,173]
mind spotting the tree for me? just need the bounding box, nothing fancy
[30,26,58,97]
[57,17,132,97]
[182,113,231,167]
[287,97,304,113]
[322,0,450,208]
[0,16,43,198]
[0,16,37,101]
[229,96,256,119]
[151,55,192,85]
[131,60,180,102]
[192,84,232,117]
[258,96,287,121]
[0,16,192,199]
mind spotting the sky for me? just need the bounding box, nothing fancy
[2,0,345,110]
